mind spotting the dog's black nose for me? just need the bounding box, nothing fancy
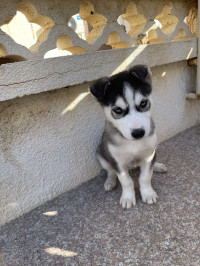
[131,128,145,139]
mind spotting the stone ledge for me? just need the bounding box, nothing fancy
[0,38,197,102]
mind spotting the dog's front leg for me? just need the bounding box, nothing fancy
[117,170,136,208]
[139,157,158,204]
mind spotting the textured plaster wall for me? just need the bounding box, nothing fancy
[0,61,200,225]
[0,84,105,225]
[152,61,199,143]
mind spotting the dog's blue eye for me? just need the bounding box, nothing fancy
[140,100,148,108]
[113,107,123,114]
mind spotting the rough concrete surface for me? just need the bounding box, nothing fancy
[1,126,200,265]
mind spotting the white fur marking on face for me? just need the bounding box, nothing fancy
[123,82,134,108]
[104,80,153,140]
[135,92,153,107]
[135,92,145,106]
[115,97,127,109]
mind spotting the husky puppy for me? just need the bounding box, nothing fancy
[90,65,167,208]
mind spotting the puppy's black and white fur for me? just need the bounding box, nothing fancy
[90,65,167,208]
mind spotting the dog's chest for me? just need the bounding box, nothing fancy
[108,134,157,168]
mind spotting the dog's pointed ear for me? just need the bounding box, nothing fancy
[89,77,110,102]
[130,65,152,85]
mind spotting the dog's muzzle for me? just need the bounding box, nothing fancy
[131,128,145,139]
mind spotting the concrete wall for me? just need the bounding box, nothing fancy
[0,83,104,225]
[1,60,200,225]
[152,62,199,142]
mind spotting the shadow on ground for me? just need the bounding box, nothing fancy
[1,126,200,265]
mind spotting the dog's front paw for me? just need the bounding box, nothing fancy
[141,188,158,204]
[120,192,136,209]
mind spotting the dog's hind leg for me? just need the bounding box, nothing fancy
[153,162,167,173]
[97,154,117,191]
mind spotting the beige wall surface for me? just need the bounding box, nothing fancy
[0,60,200,225]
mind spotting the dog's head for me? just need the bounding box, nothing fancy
[90,65,153,140]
